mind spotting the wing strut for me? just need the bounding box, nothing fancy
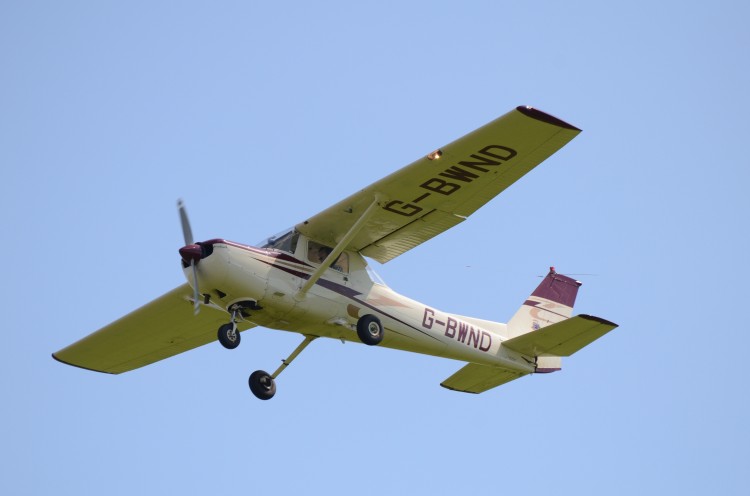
[271,335,317,379]
[297,195,381,296]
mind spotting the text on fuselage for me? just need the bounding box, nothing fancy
[422,308,491,352]
[383,145,518,217]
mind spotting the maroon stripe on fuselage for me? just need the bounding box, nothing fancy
[254,257,439,342]
[203,239,314,268]
[206,239,433,338]
[256,258,311,280]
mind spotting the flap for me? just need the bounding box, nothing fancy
[53,284,254,374]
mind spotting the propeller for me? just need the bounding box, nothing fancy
[178,198,194,246]
[177,199,201,315]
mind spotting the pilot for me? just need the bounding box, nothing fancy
[316,246,332,263]
[317,246,344,272]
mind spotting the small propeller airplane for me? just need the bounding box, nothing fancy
[53,106,618,400]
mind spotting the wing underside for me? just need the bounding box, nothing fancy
[53,284,253,374]
[297,106,581,263]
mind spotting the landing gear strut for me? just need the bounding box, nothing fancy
[217,300,260,350]
[248,335,317,400]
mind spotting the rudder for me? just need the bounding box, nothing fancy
[507,267,581,339]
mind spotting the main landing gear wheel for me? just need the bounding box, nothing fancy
[357,315,384,346]
[249,370,276,400]
[217,323,240,349]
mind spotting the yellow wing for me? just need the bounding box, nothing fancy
[296,106,581,263]
[53,284,253,374]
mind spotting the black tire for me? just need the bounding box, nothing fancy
[217,323,240,349]
[356,314,384,345]
[249,370,276,400]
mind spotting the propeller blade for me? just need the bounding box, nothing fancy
[177,198,194,246]
[178,199,200,314]
[191,260,200,315]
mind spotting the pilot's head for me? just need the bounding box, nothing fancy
[318,246,332,262]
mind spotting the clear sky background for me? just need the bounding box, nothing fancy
[3,1,749,494]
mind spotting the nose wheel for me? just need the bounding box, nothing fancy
[217,300,260,350]
[217,323,240,349]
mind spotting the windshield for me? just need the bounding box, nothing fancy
[259,228,299,253]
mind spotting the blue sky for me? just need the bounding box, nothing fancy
[2,1,749,494]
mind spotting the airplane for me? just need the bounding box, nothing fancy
[52,105,618,400]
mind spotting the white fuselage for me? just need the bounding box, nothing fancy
[185,236,534,375]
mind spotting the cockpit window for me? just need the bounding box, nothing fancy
[307,240,349,273]
[261,229,299,253]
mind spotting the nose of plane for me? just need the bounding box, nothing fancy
[179,244,203,265]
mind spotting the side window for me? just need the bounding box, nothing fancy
[334,252,349,273]
[307,241,349,273]
[307,241,330,264]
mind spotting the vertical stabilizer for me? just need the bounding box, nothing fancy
[507,268,582,339]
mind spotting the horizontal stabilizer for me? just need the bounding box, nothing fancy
[53,284,255,374]
[503,314,618,357]
[441,363,528,394]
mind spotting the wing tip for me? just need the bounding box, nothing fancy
[51,352,116,375]
[440,383,480,394]
[516,105,581,132]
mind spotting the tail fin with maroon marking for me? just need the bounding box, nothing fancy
[506,267,582,339]
[440,269,617,394]
[441,269,618,394]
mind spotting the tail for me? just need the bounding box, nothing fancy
[503,269,618,374]
[506,267,582,339]
[441,268,618,393]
